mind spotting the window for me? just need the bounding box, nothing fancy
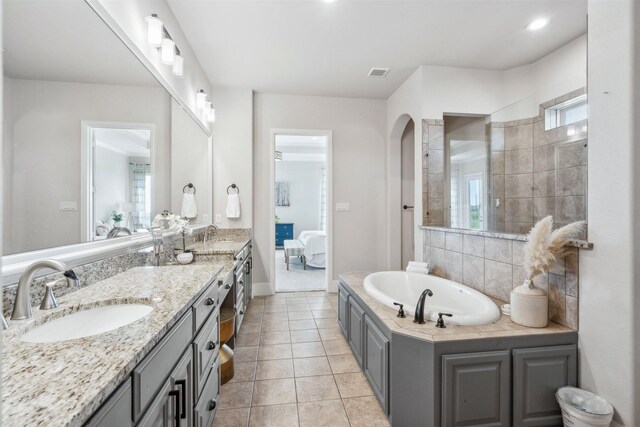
[545,94,587,130]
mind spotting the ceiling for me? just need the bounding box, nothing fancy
[276,135,326,161]
[94,128,151,157]
[3,0,158,87]
[168,0,586,100]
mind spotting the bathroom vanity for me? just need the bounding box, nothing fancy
[338,272,578,427]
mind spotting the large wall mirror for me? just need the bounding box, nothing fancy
[444,33,587,235]
[3,0,210,258]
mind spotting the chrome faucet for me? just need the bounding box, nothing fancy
[413,288,433,324]
[11,260,80,320]
[152,227,164,266]
[203,224,218,245]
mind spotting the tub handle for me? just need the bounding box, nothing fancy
[393,302,406,318]
[436,312,453,328]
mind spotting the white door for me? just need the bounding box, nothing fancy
[401,120,415,268]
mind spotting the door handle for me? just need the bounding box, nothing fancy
[403,205,414,210]
[169,389,181,425]
[175,379,187,419]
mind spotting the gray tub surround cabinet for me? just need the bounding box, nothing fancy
[2,263,227,426]
[421,227,581,328]
[338,272,578,427]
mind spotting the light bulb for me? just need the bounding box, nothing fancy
[205,102,216,123]
[196,90,207,110]
[172,54,184,77]
[161,38,175,65]
[145,14,163,47]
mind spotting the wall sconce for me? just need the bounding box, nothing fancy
[161,38,176,65]
[196,90,207,110]
[172,53,184,77]
[145,14,163,47]
[146,14,184,76]
[206,102,216,123]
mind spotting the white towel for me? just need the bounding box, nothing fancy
[407,261,431,275]
[226,193,241,219]
[181,193,198,219]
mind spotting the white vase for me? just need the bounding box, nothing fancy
[510,279,548,328]
[177,252,193,265]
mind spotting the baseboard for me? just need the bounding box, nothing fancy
[252,282,274,296]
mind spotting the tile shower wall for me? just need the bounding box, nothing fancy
[422,228,579,329]
[422,119,446,226]
[488,88,588,234]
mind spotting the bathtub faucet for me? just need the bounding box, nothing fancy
[413,288,433,324]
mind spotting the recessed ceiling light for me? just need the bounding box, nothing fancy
[527,18,549,31]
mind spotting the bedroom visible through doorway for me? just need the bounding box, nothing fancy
[274,133,328,292]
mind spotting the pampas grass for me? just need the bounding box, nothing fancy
[523,216,585,285]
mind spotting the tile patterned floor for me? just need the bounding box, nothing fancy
[213,291,390,427]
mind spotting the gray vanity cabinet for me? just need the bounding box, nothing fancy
[338,286,349,338]
[194,356,220,427]
[85,378,133,427]
[136,379,174,427]
[348,297,365,367]
[512,345,577,427]
[364,316,389,413]
[442,350,511,427]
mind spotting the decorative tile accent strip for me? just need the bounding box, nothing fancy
[422,228,580,329]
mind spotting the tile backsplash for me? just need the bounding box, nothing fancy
[422,227,579,329]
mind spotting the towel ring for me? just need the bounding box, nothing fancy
[183,183,196,194]
[227,184,239,194]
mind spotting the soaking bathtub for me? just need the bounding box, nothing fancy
[363,271,500,325]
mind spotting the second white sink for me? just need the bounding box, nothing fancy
[21,304,154,343]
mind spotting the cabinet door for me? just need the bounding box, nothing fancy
[85,378,133,427]
[512,345,577,427]
[442,350,511,427]
[348,297,365,367]
[136,379,174,427]
[337,286,349,339]
[364,315,388,413]
[170,348,194,427]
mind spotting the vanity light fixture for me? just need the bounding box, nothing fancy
[172,53,184,77]
[145,14,163,47]
[527,18,549,31]
[196,90,207,110]
[161,38,176,65]
[206,103,216,123]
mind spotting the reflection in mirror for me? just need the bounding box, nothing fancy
[3,0,171,255]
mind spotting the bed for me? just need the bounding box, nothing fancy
[298,230,327,269]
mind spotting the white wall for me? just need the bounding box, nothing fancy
[2,77,171,254]
[253,93,387,294]
[400,121,415,268]
[171,98,211,223]
[580,1,639,425]
[94,146,128,224]
[211,86,253,229]
[275,161,324,238]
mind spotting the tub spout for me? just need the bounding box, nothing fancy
[413,288,433,324]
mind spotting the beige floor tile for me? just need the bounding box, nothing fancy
[289,319,317,331]
[312,310,338,319]
[297,400,350,427]
[307,296,331,303]
[260,321,290,332]
[286,303,311,312]
[343,396,390,427]
[258,343,292,360]
[229,361,257,383]
[322,339,351,356]
[327,354,361,374]
[234,346,259,362]
[248,403,299,427]
[308,301,334,310]
[291,342,326,358]
[314,318,338,329]
[286,297,309,305]
[255,359,294,380]
[295,375,340,402]
[288,311,314,320]
[239,322,261,334]
[262,304,285,313]
[252,378,297,406]
[212,408,250,427]
[220,381,254,409]
[263,312,289,322]
[260,330,291,345]
[293,356,332,377]
[334,372,374,398]
[236,332,261,347]
[318,327,344,341]
[290,329,321,343]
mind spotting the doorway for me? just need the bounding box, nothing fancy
[401,119,415,268]
[270,130,332,293]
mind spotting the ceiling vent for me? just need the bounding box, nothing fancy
[367,67,390,78]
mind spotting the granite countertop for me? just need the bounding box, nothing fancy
[2,262,224,426]
[184,238,251,256]
[339,272,574,343]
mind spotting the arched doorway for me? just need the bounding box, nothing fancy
[400,119,415,267]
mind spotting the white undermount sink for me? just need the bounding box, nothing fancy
[21,304,154,343]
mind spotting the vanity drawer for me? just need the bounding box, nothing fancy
[133,311,193,421]
[193,308,220,399]
[193,280,219,333]
[85,377,132,427]
[194,357,220,427]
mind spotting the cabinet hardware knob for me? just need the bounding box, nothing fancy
[207,340,216,350]
[208,399,217,411]
[239,280,244,285]
[225,284,231,289]
[206,297,215,306]
[239,310,244,315]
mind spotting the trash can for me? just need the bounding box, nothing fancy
[556,386,614,427]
